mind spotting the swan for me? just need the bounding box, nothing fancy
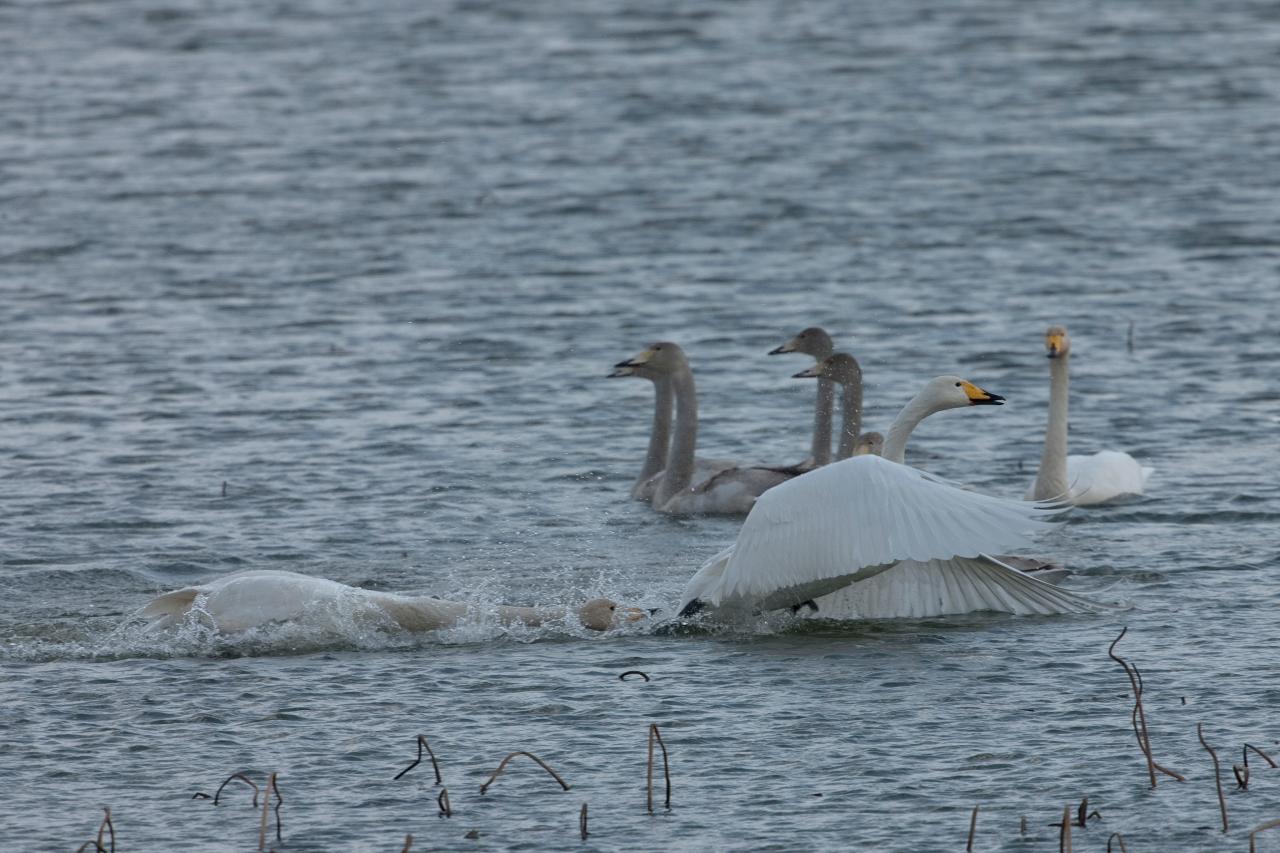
[616,342,797,515]
[141,570,645,634]
[678,376,1112,621]
[851,431,884,457]
[793,353,863,460]
[1027,326,1154,505]
[769,327,835,467]
[607,363,735,502]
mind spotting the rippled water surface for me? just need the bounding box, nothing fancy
[3,0,1280,849]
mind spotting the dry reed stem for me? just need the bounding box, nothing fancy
[97,807,114,853]
[258,773,274,852]
[1249,818,1280,853]
[479,751,570,794]
[214,773,261,807]
[1059,804,1072,853]
[1246,744,1279,769]
[401,834,413,852]
[437,788,452,818]
[1235,764,1251,790]
[1106,832,1128,852]
[619,670,650,682]
[1109,628,1158,788]
[646,723,671,813]
[966,804,978,851]
[1197,723,1228,833]
[395,735,443,784]
[580,803,589,840]
[1076,797,1087,828]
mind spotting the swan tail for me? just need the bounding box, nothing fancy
[1140,465,1155,487]
[140,587,201,630]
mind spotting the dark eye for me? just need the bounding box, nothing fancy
[955,382,961,387]
[609,604,616,610]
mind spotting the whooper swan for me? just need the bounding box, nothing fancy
[769,327,836,467]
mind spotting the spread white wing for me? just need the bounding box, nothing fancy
[680,455,1068,613]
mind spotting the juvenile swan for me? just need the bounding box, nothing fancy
[769,327,835,467]
[607,363,734,502]
[793,353,863,460]
[678,376,1111,621]
[616,342,795,515]
[1027,326,1153,505]
[141,570,644,634]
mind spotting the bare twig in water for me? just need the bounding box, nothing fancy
[966,804,979,851]
[437,788,452,818]
[1106,832,1129,853]
[479,752,570,794]
[580,803,589,840]
[619,670,650,682]
[1249,818,1280,852]
[214,773,260,807]
[1246,744,1279,769]
[1198,724,1228,832]
[647,723,671,813]
[1077,797,1088,828]
[395,735,443,784]
[402,834,413,853]
[1235,763,1251,790]
[72,844,106,853]
[270,772,283,844]
[258,773,273,852]
[1109,628,1185,785]
[191,792,212,800]
[97,807,115,853]
[1059,804,1072,853]
[1020,815,1027,836]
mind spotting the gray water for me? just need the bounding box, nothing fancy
[2,0,1279,849]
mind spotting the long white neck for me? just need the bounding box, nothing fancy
[1033,355,1070,499]
[655,364,698,505]
[375,593,570,631]
[811,378,834,466]
[637,376,673,486]
[882,388,942,464]
[834,368,864,460]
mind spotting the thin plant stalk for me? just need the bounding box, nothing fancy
[1198,723,1228,833]
[214,773,260,807]
[966,805,978,852]
[479,751,570,794]
[646,723,671,813]
[395,735,443,783]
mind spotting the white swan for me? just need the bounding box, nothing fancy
[770,327,835,467]
[793,353,864,460]
[617,342,797,515]
[141,570,644,634]
[607,363,734,502]
[1027,326,1154,505]
[678,376,1112,620]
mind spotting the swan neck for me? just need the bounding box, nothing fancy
[657,365,698,503]
[812,377,834,466]
[834,370,864,460]
[638,376,673,484]
[1034,355,1070,499]
[882,390,936,464]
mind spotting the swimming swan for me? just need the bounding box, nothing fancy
[616,342,796,515]
[678,376,1111,620]
[608,363,734,502]
[141,570,645,634]
[769,327,836,467]
[793,353,864,460]
[1027,326,1153,505]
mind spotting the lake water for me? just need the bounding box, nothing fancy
[2,0,1279,849]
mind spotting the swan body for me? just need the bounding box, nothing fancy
[617,342,796,515]
[1028,326,1153,505]
[679,376,1112,620]
[770,327,835,467]
[793,352,863,460]
[141,570,637,634]
[607,363,734,501]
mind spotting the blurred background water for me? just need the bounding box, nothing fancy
[2,0,1279,849]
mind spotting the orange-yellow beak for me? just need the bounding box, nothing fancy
[961,380,1004,405]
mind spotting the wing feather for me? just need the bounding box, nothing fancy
[687,456,1062,608]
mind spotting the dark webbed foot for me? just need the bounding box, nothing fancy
[790,599,818,615]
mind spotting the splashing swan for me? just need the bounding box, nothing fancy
[616,342,795,515]
[678,376,1113,620]
[141,570,643,634]
[1027,326,1153,505]
[769,327,836,467]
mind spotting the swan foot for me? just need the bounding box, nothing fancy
[677,599,706,618]
[790,599,819,615]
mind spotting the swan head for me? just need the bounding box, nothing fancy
[792,352,861,384]
[852,431,884,456]
[607,363,657,380]
[922,375,1005,410]
[769,327,833,358]
[1045,325,1071,359]
[578,598,648,631]
[615,342,688,376]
